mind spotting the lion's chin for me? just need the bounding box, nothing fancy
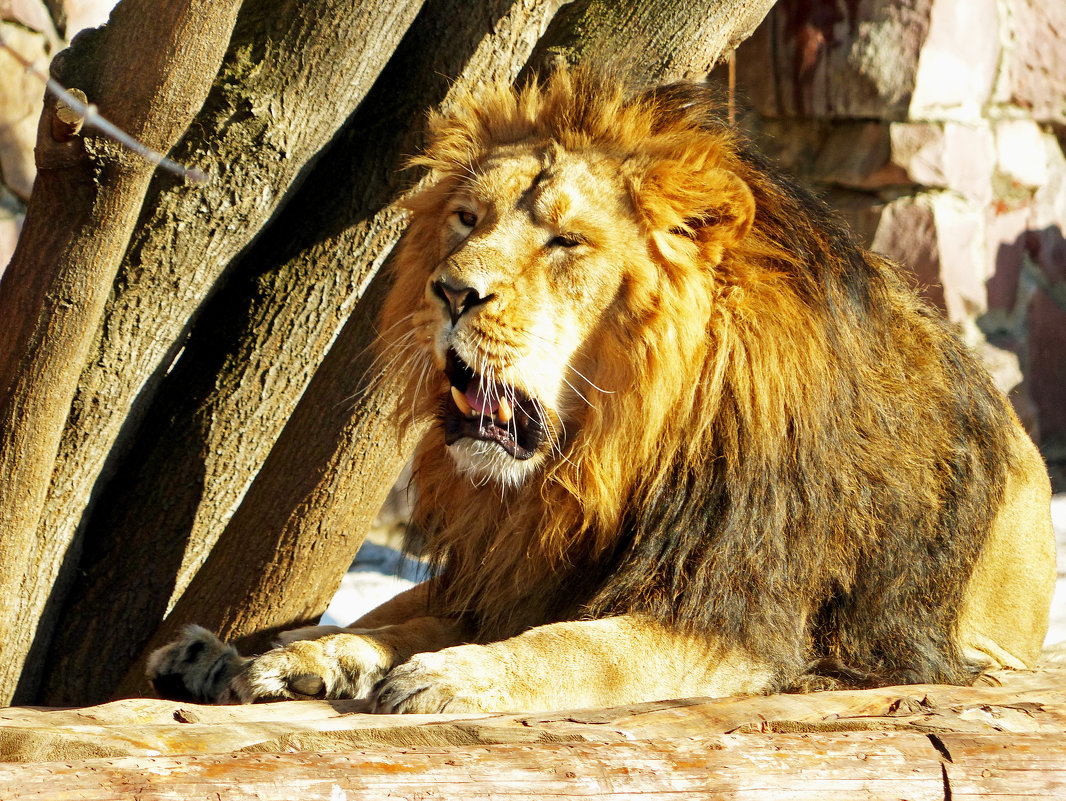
[447,439,542,488]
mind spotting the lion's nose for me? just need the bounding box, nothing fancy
[431,278,494,325]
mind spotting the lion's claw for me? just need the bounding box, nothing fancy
[372,646,506,714]
[372,659,441,713]
[230,633,392,703]
[286,672,327,698]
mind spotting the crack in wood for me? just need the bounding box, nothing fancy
[927,731,953,762]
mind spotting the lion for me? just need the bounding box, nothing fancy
[148,68,1057,713]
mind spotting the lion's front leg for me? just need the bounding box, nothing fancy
[372,616,776,714]
[229,615,465,702]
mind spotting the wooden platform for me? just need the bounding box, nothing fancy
[1,669,1064,799]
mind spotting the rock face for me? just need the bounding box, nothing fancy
[726,0,1066,489]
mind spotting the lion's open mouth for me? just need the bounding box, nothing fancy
[441,350,545,460]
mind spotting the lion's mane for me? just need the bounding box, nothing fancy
[380,70,1016,690]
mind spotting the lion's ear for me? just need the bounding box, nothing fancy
[630,162,755,265]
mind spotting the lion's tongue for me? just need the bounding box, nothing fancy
[457,384,513,424]
[465,386,496,416]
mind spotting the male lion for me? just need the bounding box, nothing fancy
[149,69,1056,713]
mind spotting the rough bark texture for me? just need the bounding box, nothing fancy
[0,0,242,707]
[2,670,1065,799]
[524,0,777,81]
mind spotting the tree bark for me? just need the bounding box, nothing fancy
[0,0,242,707]
[15,0,427,706]
[524,0,778,81]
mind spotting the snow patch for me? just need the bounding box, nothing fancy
[320,542,426,627]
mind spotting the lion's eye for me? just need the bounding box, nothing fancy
[549,234,583,248]
[455,210,477,228]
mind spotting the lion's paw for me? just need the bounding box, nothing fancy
[146,625,246,704]
[229,633,392,703]
[371,645,507,714]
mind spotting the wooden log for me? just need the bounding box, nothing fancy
[2,669,1063,760]
[0,733,953,800]
[0,670,1063,798]
[4,732,1065,800]
[939,732,1066,800]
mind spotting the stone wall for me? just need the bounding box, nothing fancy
[721,0,1066,489]
[0,0,115,272]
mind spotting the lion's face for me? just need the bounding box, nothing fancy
[403,144,647,486]
[382,77,757,490]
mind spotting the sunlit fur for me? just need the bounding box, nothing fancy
[377,68,1046,691]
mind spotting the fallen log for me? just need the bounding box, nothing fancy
[0,669,1063,799]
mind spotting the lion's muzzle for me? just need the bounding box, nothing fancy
[441,349,546,460]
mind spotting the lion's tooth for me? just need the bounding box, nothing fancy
[497,396,513,424]
[451,386,473,416]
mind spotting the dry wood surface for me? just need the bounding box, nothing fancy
[0,668,1063,799]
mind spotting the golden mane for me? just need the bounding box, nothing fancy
[379,69,1015,686]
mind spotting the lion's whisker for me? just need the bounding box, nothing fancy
[347,337,423,409]
[502,348,560,457]
[560,376,593,409]
[351,313,419,371]
[521,330,614,395]
[369,312,417,344]
[476,351,489,431]
[567,364,614,395]
[512,361,565,461]
[367,338,419,383]
[357,328,419,383]
[413,358,432,425]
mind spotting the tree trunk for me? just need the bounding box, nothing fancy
[524,0,777,81]
[0,0,242,707]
